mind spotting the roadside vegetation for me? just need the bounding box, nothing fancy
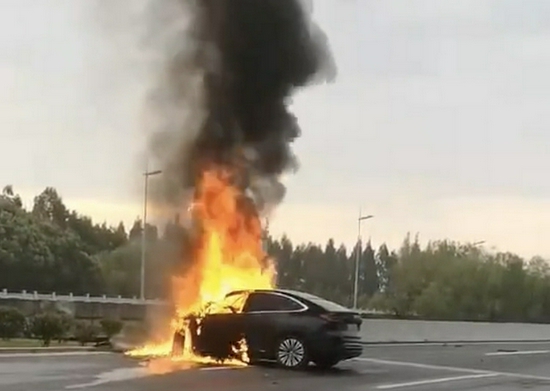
[1,186,550,323]
[0,306,123,347]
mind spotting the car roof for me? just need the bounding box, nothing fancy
[225,289,354,312]
[226,288,319,301]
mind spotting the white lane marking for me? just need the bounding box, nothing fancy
[356,357,550,383]
[486,350,550,356]
[377,373,500,389]
[0,351,111,359]
[200,366,235,371]
[365,341,550,348]
[66,367,150,389]
[355,357,489,374]
[65,364,244,389]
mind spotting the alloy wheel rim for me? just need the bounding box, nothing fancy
[278,338,305,367]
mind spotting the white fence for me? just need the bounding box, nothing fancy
[0,289,167,306]
[360,319,550,343]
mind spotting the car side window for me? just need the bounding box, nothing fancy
[220,292,248,312]
[243,293,304,312]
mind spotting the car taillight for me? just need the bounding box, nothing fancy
[319,313,346,330]
[319,313,336,322]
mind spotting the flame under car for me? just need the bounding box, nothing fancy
[171,289,363,369]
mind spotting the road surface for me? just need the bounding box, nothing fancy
[3,342,550,390]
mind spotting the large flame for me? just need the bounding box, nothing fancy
[127,167,275,368]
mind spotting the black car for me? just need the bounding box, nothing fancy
[171,289,363,369]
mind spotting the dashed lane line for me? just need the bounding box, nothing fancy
[356,357,550,383]
[485,350,550,356]
[355,357,490,374]
[364,341,550,347]
[376,373,500,390]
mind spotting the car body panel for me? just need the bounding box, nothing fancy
[173,289,363,367]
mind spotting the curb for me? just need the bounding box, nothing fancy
[0,346,101,354]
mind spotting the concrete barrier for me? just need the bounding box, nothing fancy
[360,319,550,343]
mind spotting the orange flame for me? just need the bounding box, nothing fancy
[127,167,275,368]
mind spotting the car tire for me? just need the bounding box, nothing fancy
[275,336,309,369]
[313,357,339,369]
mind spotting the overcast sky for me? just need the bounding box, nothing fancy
[1,0,550,258]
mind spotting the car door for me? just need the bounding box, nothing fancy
[197,292,248,359]
[242,292,306,359]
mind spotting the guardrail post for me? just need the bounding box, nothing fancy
[52,292,56,300]
[33,291,38,299]
[1,288,6,296]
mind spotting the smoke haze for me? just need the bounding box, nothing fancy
[143,0,336,212]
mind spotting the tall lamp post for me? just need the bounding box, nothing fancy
[353,211,374,309]
[140,168,162,300]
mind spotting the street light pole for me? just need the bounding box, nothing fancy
[353,211,374,310]
[140,168,162,300]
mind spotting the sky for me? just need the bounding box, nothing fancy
[1,0,550,258]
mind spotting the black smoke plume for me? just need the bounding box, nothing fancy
[148,0,335,212]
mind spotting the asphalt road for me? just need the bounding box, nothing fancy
[4,342,550,391]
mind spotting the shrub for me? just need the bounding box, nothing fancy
[74,321,100,346]
[100,318,123,341]
[56,313,74,343]
[0,306,26,340]
[30,312,65,346]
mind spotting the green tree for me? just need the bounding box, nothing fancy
[0,307,25,340]
[32,187,69,228]
[0,201,55,292]
[56,313,74,343]
[30,312,65,347]
[0,186,118,294]
[97,243,141,297]
[361,241,379,298]
[129,219,143,242]
[74,321,100,346]
[376,244,397,292]
[272,235,295,288]
[335,244,351,305]
[100,318,123,341]
[1,185,22,208]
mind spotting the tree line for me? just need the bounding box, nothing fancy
[0,186,185,297]
[271,235,550,323]
[2,186,550,323]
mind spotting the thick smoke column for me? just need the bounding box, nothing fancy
[149,0,335,211]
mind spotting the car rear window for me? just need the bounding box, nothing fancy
[244,292,304,312]
[290,292,352,312]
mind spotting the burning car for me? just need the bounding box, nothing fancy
[171,288,363,369]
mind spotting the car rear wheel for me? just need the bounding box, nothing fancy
[276,336,308,369]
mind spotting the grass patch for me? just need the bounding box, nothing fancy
[0,338,80,348]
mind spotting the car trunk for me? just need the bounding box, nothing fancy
[321,311,362,332]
